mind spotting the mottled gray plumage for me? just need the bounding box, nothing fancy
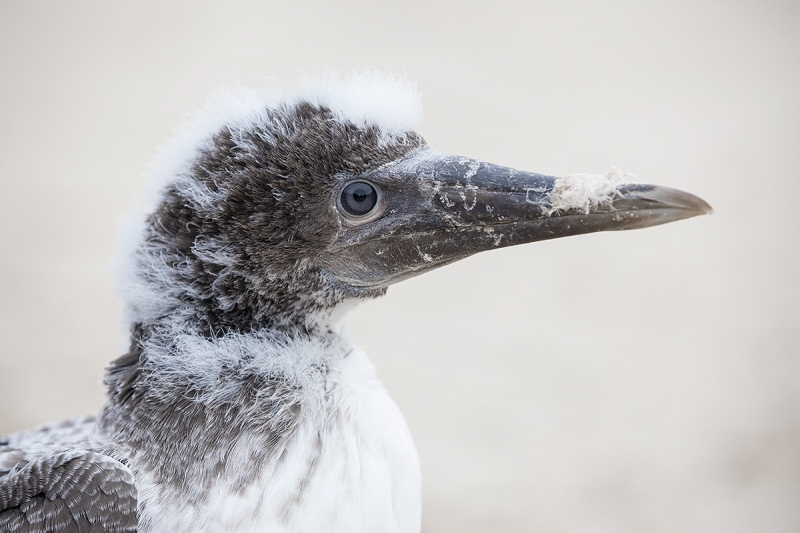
[0,419,136,532]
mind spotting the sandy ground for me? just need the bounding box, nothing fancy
[1,1,798,531]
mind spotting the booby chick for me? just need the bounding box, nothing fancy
[0,73,711,533]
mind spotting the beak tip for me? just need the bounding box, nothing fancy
[699,199,714,216]
[618,183,713,219]
[667,187,714,218]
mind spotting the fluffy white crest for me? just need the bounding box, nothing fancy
[134,71,423,214]
[296,71,424,143]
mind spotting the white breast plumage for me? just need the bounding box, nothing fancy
[136,349,421,533]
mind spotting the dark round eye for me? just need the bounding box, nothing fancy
[340,181,379,217]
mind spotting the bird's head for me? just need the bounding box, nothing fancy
[120,73,710,336]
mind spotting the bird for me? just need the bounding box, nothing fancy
[0,72,711,533]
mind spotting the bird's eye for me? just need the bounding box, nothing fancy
[341,181,377,215]
[338,180,383,222]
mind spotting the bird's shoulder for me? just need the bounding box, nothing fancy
[0,416,137,532]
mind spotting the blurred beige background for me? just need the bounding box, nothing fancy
[1,1,798,531]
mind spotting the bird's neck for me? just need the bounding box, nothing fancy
[97,312,422,532]
[97,314,353,492]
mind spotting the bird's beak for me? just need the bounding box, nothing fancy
[321,148,712,288]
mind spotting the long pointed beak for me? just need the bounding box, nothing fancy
[321,148,712,288]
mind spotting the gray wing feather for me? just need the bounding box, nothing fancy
[0,449,137,532]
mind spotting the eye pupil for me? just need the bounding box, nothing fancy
[341,181,378,216]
